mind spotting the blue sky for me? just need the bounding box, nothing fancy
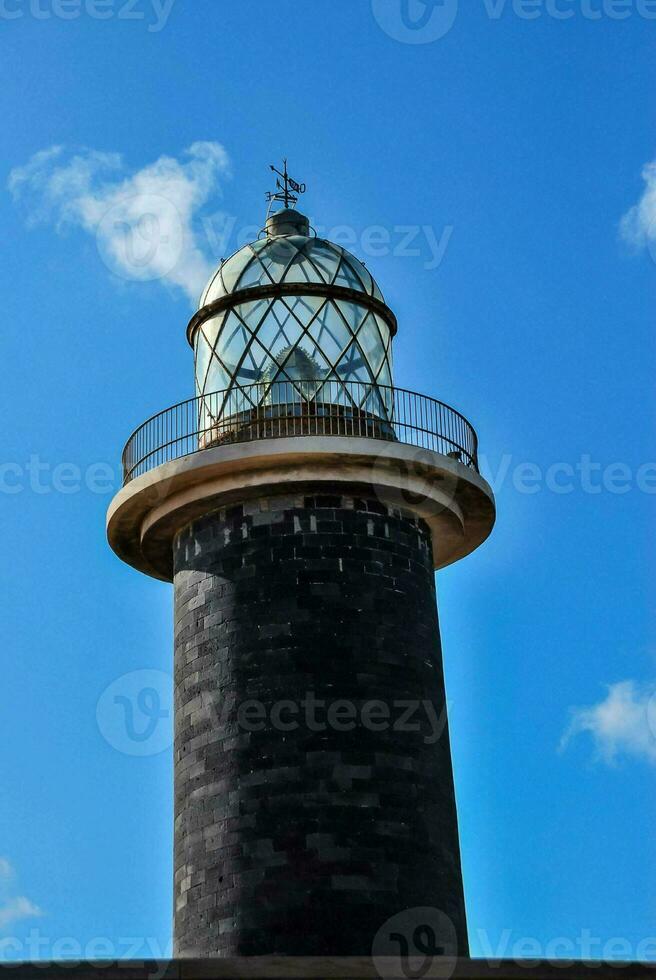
[1,0,655,964]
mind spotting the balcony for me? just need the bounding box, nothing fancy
[121,381,480,485]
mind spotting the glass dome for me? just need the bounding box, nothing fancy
[190,210,395,445]
[199,226,385,308]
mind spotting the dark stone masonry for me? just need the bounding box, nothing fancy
[172,490,467,958]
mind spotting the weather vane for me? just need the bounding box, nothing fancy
[266,159,306,210]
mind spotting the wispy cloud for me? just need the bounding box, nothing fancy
[620,159,656,251]
[8,142,230,304]
[0,897,42,931]
[561,680,656,765]
[0,858,42,933]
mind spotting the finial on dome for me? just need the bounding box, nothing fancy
[265,160,310,237]
[267,159,306,210]
[265,208,310,238]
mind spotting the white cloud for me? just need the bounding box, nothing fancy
[620,159,656,250]
[561,680,656,765]
[0,860,42,933]
[8,142,230,304]
[0,897,42,931]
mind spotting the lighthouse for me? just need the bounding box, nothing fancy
[107,164,495,959]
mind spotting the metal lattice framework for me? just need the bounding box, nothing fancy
[191,235,395,425]
[198,234,385,306]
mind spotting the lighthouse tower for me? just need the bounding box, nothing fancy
[107,166,495,959]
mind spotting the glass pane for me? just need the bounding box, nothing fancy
[308,303,352,364]
[382,345,393,383]
[283,253,323,284]
[360,385,387,417]
[269,323,304,365]
[253,306,290,354]
[235,336,271,385]
[204,353,231,395]
[264,377,297,406]
[255,302,306,360]
[284,293,325,328]
[315,374,356,408]
[195,313,227,391]
[218,313,251,373]
[195,327,213,394]
[235,253,274,290]
[218,248,254,295]
[373,312,391,348]
[356,313,386,374]
[334,297,368,334]
[234,297,270,332]
[377,359,392,390]
[265,352,325,403]
[302,241,341,284]
[345,254,375,296]
[333,249,367,292]
[200,310,226,344]
[278,339,330,379]
[200,265,224,306]
[259,238,301,279]
[336,341,371,383]
[250,237,269,253]
[222,385,258,419]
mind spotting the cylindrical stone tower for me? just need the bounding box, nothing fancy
[108,183,495,960]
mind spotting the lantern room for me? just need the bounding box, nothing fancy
[186,207,397,446]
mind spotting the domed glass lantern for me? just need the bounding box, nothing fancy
[187,209,397,447]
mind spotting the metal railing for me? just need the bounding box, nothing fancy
[121,381,479,484]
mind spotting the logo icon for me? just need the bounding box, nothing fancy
[371,0,458,44]
[372,907,458,979]
[370,442,461,521]
[96,193,184,282]
[96,669,173,757]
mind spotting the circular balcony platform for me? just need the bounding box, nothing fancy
[107,384,495,582]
